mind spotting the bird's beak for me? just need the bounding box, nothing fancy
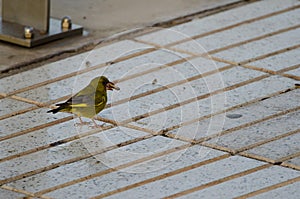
[106,82,120,91]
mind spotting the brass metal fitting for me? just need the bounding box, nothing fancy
[61,16,72,30]
[24,26,34,39]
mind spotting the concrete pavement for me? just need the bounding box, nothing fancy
[0,0,244,76]
[0,0,300,198]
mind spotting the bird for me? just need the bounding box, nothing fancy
[47,76,120,127]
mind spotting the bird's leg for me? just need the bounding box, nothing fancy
[78,116,84,124]
[91,118,105,128]
[75,115,90,126]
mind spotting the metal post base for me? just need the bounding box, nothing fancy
[0,17,83,48]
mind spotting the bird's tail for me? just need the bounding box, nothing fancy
[47,107,61,114]
[47,103,65,114]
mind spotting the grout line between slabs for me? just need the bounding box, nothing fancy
[0,95,72,121]
[0,80,297,163]
[282,73,300,81]
[234,176,300,199]
[206,24,300,55]
[199,106,300,143]
[34,143,192,196]
[0,133,153,185]
[164,5,300,47]
[1,2,299,198]
[281,162,300,171]
[240,151,300,166]
[0,106,40,121]
[5,48,157,97]
[0,93,45,107]
[32,130,300,197]
[3,24,299,116]
[2,5,299,100]
[1,66,297,165]
[1,43,298,125]
[117,74,269,125]
[1,185,52,199]
[163,164,272,199]
[0,122,118,163]
[276,151,300,164]
[162,87,297,140]
[151,0,261,28]
[236,129,300,154]
[0,88,296,191]
[0,116,74,142]
[1,86,296,170]
[0,41,300,141]
[107,61,232,108]
[201,128,300,167]
[0,116,158,163]
[133,38,300,80]
[90,154,231,199]
[0,0,260,79]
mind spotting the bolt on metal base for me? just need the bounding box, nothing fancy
[0,0,83,47]
[0,17,83,48]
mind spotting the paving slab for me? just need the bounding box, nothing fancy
[104,156,265,199]
[137,0,300,46]
[0,40,150,94]
[105,66,263,123]
[285,67,300,78]
[44,145,225,198]
[1,0,300,198]
[94,135,187,170]
[13,49,190,103]
[109,56,226,102]
[250,48,300,71]
[205,110,300,151]
[213,28,300,62]
[242,132,300,163]
[6,136,188,194]
[6,154,109,194]
[173,8,300,54]
[0,0,240,73]
[0,118,114,160]
[132,75,295,134]
[0,187,26,198]
[169,85,299,142]
[250,180,300,199]
[50,0,240,35]
[0,126,148,181]
[0,108,69,138]
[283,157,300,170]
[0,120,75,160]
[0,98,32,118]
[180,165,300,199]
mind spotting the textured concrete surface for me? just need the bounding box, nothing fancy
[180,166,300,199]
[0,0,240,74]
[104,156,266,199]
[1,0,300,198]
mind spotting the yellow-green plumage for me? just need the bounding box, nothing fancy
[47,76,119,126]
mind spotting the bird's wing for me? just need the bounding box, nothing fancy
[61,85,95,107]
[69,95,106,108]
[62,86,106,108]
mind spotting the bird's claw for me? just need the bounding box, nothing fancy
[74,122,91,127]
[90,123,105,129]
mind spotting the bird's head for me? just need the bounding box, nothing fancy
[97,76,120,91]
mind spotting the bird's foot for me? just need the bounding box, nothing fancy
[91,119,105,129]
[90,123,106,129]
[74,121,91,127]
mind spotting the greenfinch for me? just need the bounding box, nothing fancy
[47,76,120,127]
